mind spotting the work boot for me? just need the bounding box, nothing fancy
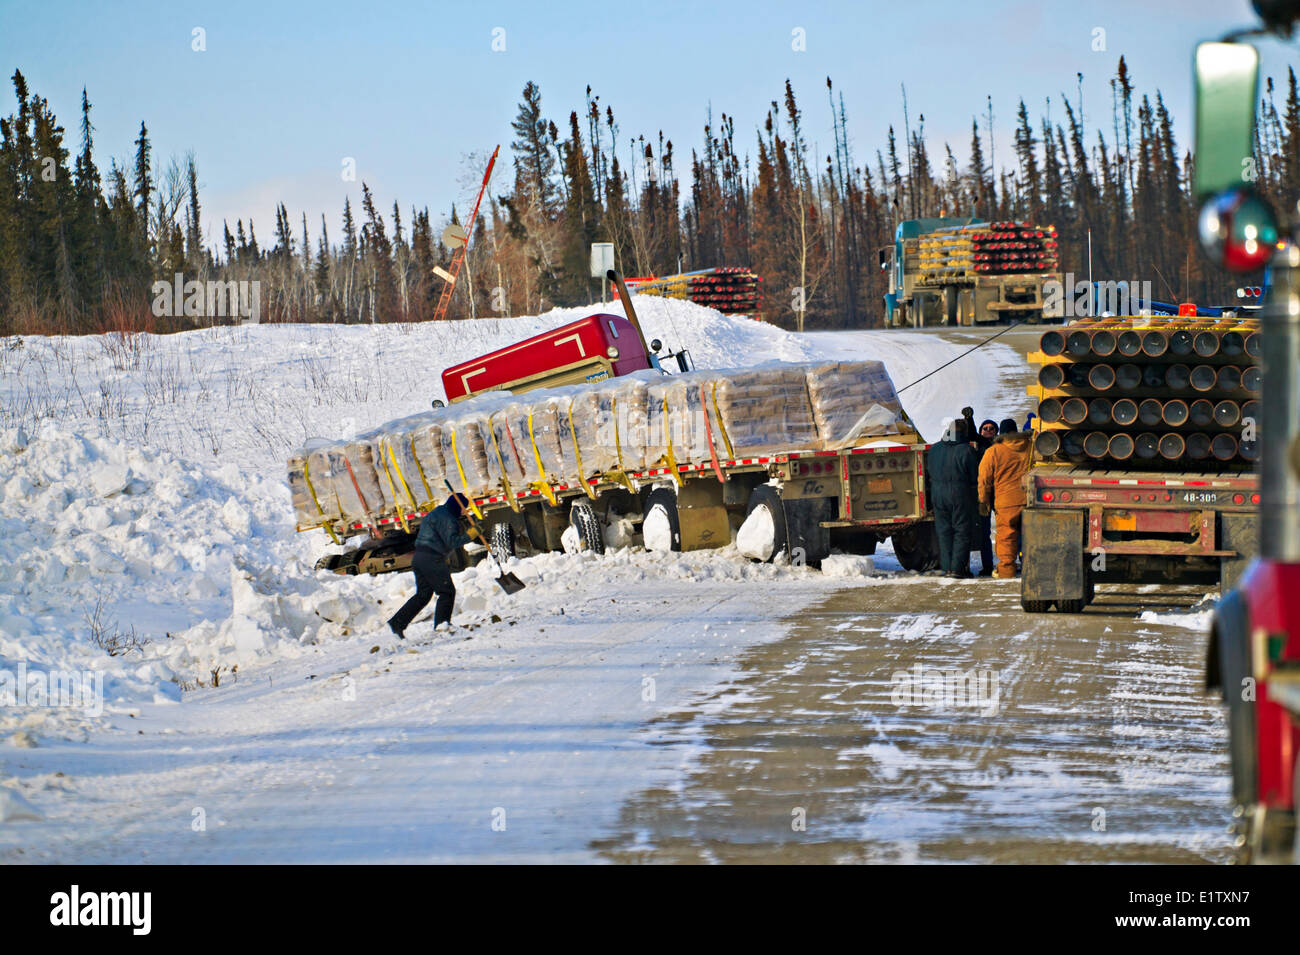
[435,621,452,633]
[388,621,405,640]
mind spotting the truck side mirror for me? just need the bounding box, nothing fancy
[878,249,891,272]
[650,338,662,353]
[1194,41,1279,272]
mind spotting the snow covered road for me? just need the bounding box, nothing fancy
[1,551,852,862]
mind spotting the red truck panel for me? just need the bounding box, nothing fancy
[441,313,650,401]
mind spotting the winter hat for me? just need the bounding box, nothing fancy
[446,492,470,514]
[999,418,1019,435]
[1022,412,1037,432]
[979,418,998,433]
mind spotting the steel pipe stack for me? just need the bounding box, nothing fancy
[1030,316,1260,468]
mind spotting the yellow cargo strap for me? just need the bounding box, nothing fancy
[382,440,417,532]
[302,457,340,544]
[487,422,521,512]
[408,434,434,511]
[449,426,484,520]
[610,398,635,492]
[710,381,735,459]
[527,412,558,506]
[566,400,596,499]
[662,394,682,487]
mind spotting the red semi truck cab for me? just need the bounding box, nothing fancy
[442,313,653,403]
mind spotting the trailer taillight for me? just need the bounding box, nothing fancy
[1251,493,1260,504]
[1233,493,1245,505]
[1042,490,1054,502]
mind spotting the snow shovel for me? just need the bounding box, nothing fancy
[444,481,526,595]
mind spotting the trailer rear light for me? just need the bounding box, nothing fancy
[1042,490,1054,502]
[1131,493,1141,502]
[1233,493,1244,505]
[1059,490,1072,502]
[1252,493,1260,504]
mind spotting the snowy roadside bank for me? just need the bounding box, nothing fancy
[0,549,865,861]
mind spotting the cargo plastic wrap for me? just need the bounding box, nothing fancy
[409,420,447,498]
[522,395,575,486]
[646,373,715,467]
[288,441,342,527]
[486,403,534,488]
[712,364,820,456]
[373,413,440,514]
[324,438,388,524]
[569,375,650,475]
[440,406,495,498]
[803,360,907,449]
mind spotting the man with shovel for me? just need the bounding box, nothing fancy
[388,492,480,639]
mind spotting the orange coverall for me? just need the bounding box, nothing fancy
[977,432,1033,578]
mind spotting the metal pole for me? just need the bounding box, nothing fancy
[1259,244,1300,561]
[1087,228,1093,317]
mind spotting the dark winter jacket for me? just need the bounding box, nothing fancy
[928,437,980,495]
[414,501,472,560]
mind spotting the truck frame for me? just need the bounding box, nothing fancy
[1019,466,1259,611]
[316,436,941,577]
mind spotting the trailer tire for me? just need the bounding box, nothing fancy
[1020,599,1053,613]
[1055,598,1087,613]
[569,500,605,555]
[738,485,788,562]
[642,488,681,552]
[892,523,940,572]
[489,522,517,564]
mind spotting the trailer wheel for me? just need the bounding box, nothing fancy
[569,500,605,555]
[1020,599,1053,613]
[642,487,681,552]
[1055,598,1087,613]
[489,522,517,564]
[892,523,940,572]
[737,485,788,562]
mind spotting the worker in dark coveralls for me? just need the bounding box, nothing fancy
[926,417,980,578]
[388,493,479,638]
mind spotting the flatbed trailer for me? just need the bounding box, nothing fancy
[315,438,941,576]
[1020,465,1259,612]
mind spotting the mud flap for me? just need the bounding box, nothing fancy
[676,480,731,552]
[785,497,834,565]
[1219,512,1259,591]
[1210,589,1258,807]
[1021,507,1086,604]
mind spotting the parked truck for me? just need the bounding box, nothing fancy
[1017,319,1261,612]
[302,272,941,577]
[881,217,1061,327]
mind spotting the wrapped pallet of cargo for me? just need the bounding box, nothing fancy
[325,437,388,527]
[803,360,911,449]
[711,364,820,456]
[373,413,439,515]
[485,404,532,490]
[288,440,342,529]
[409,418,448,501]
[569,374,650,476]
[523,393,576,487]
[440,404,495,499]
[646,372,714,468]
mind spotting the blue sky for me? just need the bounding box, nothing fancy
[1,0,1295,249]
